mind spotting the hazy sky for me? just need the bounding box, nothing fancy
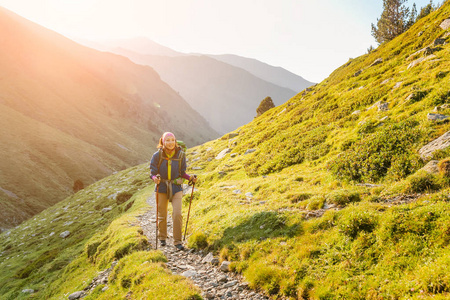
[0,0,434,83]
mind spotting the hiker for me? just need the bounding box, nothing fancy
[150,132,197,250]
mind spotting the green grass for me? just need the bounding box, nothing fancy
[0,165,200,300]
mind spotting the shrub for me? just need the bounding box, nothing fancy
[405,171,440,193]
[338,210,378,239]
[187,231,208,249]
[329,120,423,182]
[306,195,325,210]
[116,191,134,205]
[326,189,361,206]
[438,158,450,177]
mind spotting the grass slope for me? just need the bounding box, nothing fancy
[178,3,450,299]
[0,164,200,300]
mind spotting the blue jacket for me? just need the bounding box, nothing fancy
[150,148,187,194]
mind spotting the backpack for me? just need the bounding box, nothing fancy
[157,147,185,179]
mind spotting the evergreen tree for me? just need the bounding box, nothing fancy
[416,1,435,20]
[371,0,411,44]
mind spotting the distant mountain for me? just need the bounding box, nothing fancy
[109,48,298,134]
[79,37,314,133]
[0,6,217,229]
[78,37,185,57]
[207,54,315,92]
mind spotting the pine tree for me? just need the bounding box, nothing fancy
[371,0,411,44]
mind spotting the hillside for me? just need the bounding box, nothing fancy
[2,2,450,300]
[207,54,314,92]
[0,6,217,229]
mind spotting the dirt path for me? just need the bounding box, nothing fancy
[139,186,271,300]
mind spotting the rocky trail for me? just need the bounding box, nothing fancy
[139,186,271,300]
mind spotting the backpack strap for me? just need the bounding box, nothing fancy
[157,148,185,178]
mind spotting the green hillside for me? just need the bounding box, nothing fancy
[2,2,450,300]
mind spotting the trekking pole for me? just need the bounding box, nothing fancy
[183,175,197,242]
[155,174,160,250]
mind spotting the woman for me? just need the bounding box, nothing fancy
[150,132,197,250]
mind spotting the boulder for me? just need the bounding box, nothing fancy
[68,291,85,300]
[202,252,214,264]
[408,55,437,69]
[420,160,440,174]
[60,231,71,239]
[434,38,446,46]
[216,148,231,160]
[353,69,363,77]
[244,149,257,155]
[369,58,383,67]
[419,131,450,159]
[440,19,450,30]
[427,113,449,121]
[220,261,231,272]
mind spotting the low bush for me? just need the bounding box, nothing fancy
[438,158,450,177]
[326,189,361,206]
[187,231,208,249]
[405,171,441,193]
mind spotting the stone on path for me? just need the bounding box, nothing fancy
[202,252,214,264]
[182,270,198,278]
[220,261,231,272]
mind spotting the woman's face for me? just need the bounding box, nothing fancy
[164,136,176,150]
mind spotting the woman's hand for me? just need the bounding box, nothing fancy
[152,175,161,185]
[189,175,198,183]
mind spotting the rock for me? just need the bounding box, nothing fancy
[420,160,440,174]
[182,270,198,278]
[418,31,424,37]
[203,292,215,299]
[68,291,85,300]
[202,252,214,264]
[440,19,450,30]
[392,82,402,89]
[230,153,238,158]
[351,110,361,115]
[408,55,437,69]
[218,275,228,282]
[427,113,449,121]
[102,286,108,292]
[60,231,71,239]
[216,148,231,160]
[220,261,231,272]
[223,280,238,288]
[369,58,383,67]
[368,101,389,112]
[381,78,391,85]
[210,258,220,265]
[232,190,241,194]
[245,192,253,198]
[102,207,112,213]
[64,221,73,226]
[244,149,256,155]
[22,289,34,293]
[434,38,446,46]
[353,69,363,77]
[419,131,450,159]
[218,171,226,176]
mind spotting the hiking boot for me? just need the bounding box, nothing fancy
[160,240,166,247]
[175,244,185,251]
